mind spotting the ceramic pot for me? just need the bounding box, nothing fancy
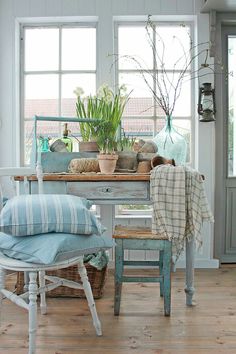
[97,154,118,174]
[116,151,138,171]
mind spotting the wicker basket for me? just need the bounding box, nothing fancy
[15,263,108,299]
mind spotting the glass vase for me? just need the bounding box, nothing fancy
[153,116,187,165]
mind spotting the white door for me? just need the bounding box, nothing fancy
[216,25,236,262]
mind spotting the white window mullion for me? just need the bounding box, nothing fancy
[58,26,62,137]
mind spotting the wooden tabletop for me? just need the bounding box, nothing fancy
[14,173,151,182]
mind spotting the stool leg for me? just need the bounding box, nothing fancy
[28,271,38,354]
[163,242,171,316]
[78,259,102,336]
[159,251,164,297]
[0,268,6,326]
[114,239,124,316]
[39,271,47,315]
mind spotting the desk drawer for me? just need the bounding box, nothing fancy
[66,181,149,202]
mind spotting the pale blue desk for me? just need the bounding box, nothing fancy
[15,172,195,306]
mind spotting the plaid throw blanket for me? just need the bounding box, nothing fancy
[150,165,214,262]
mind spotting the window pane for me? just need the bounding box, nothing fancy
[117,204,152,215]
[119,73,153,116]
[24,74,59,119]
[118,26,153,70]
[25,28,59,71]
[155,26,191,70]
[62,28,96,70]
[122,118,154,139]
[61,73,96,117]
[157,73,191,117]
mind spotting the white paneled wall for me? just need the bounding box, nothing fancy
[0,0,219,268]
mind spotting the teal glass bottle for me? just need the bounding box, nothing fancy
[39,137,50,152]
[153,116,187,165]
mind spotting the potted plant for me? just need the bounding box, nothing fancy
[96,85,130,173]
[74,87,100,152]
[75,84,130,173]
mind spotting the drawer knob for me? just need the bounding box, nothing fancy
[102,187,112,193]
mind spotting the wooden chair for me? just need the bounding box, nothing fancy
[113,225,172,316]
[0,167,103,354]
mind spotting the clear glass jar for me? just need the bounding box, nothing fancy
[153,116,187,165]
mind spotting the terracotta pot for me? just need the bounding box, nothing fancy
[151,155,176,169]
[97,154,118,174]
[79,141,99,152]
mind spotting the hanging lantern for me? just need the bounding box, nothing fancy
[198,82,216,122]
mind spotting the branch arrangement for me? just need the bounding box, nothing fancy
[117,15,225,118]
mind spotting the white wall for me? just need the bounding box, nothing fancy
[0,0,218,267]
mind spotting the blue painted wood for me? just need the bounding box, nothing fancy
[113,233,172,316]
[114,239,124,316]
[123,261,160,266]
[41,152,97,173]
[159,250,164,297]
[122,239,167,251]
[163,242,172,316]
[66,181,149,201]
[121,276,162,282]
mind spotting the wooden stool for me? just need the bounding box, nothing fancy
[113,225,172,316]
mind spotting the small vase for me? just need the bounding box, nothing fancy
[153,116,187,165]
[97,154,118,174]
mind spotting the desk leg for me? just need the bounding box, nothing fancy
[100,205,115,236]
[100,205,115,262]
[184,237,195,306]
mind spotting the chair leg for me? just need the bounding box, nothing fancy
[163,242,172,316]
[0,267,6,326]
[159,250,164,297]
[77,260,102,336]
[28,271,38,354]
[114,239,124,316]
[39,271,47,315]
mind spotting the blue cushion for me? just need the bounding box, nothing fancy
[0,194,104,236]
[0,232,114,264]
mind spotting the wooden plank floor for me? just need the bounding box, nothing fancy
[1,267,236,354]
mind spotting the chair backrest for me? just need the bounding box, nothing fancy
[0,167,40,212]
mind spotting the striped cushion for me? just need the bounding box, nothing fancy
[0,194,104,237]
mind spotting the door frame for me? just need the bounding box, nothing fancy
[215,13,236,263]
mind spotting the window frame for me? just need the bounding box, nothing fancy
[20,21,98,166]
[114,20,195,163]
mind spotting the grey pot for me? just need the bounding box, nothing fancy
[116,151,138,171]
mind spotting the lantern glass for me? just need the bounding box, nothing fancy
[198,82,216,122]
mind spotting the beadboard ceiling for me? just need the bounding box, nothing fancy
[201,0,236,12]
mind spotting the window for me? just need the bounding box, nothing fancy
[115,22,193,215]
[21,23,97,164]
[116,22,192,160]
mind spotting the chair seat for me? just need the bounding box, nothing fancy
[113,225,168,240]
[0,251,84,272]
